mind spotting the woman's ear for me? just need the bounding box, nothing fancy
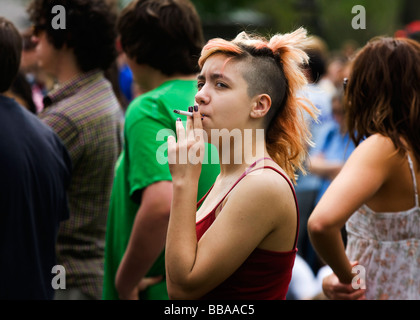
[250,94,271,119]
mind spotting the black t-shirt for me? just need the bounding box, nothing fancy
[0,95,72,299]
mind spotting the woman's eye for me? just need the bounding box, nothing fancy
[197,82,204,90]
[216,82,227,88]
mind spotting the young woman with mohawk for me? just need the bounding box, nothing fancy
[166,28,317,300]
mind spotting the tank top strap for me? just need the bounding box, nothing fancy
[407,154,419,207]
[197,158,299,250]
[196,157,272,210]
[247,165,300,250]
[243,157,273,175]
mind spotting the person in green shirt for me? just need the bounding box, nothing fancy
[102,0,219,300]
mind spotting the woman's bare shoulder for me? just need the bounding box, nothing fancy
[358,134,397,152]
[229,166,295,209]
[349,134,403,167]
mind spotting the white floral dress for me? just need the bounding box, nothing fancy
[345,155,420,300]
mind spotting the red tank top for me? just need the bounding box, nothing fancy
[196,159,299,300]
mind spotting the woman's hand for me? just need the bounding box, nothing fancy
[168,106,205,184]
[166,106,206,299]
[322,261,366,300]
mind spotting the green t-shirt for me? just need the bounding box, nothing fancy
[102,80,219,300]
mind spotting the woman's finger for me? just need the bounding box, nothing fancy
[188,105,205,165]
[167,135,176,165]
[193,105,204,143]
[175,118,188,164]
[186,107,195,143]
[192,105,203,131]
[175,118,185,142]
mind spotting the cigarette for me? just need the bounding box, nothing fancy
[173,109,193,117]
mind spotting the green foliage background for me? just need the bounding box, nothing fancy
[17,0,418,54]
[189,0,419,52]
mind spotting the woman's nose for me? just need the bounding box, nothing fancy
[195,87,210,106]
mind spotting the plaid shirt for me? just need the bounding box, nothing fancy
[39,70,122,299]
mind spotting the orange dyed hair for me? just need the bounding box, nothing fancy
[198,28,317,183]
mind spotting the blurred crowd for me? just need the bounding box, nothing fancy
[0,0,419,301]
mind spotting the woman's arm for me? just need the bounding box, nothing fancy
[166,112,294,299]
[166,170,293,299]
[308,135,393,284]
[165,111,206,299]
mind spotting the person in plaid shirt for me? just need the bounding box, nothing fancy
[28,0,123,299]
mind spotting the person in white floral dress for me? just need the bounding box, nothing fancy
[308,37,420,300]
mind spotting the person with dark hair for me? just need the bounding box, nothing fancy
[0,17,71,300]
[102,0,220,300]
[5,71,38,114]
[20,28,54,113]
[0,19,21,93]
[27,0,117,74]
[28,0,123,300]
[308,37,420,300]
[165,28,316,299]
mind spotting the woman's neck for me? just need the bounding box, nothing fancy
[216,128,269,177]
